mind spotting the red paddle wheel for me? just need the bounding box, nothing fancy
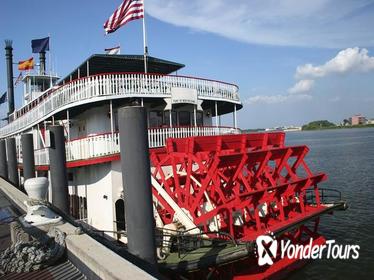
[150,132,345,279]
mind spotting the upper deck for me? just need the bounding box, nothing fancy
[0,55,241,138]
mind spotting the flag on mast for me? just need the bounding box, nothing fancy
[31,37,50,53]
[14,73,23,86]
[0,92,7,105]
[104,0,144,34]
[105,46,121,55]
[18,58,34,71]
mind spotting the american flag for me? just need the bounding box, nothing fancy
[104,0,144,34]
[14,73,23,86]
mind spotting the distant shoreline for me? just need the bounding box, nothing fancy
[301,124,374,131]
[242,124,374,133]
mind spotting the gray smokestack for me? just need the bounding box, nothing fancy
[5,40,15,117]
[39,51,46,75]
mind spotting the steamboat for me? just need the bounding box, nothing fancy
[0,40,347,279]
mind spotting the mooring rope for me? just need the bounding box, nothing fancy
[0,226,66,275]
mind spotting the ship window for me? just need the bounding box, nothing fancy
[197,111,203,126]
[163,111,177,126]
[178,111,191,126]
[68,172,74,181]
[149,110,163,128]
[114,111,119,131]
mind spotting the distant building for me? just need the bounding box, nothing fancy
[350,114,367,125]
[367,119,374,125]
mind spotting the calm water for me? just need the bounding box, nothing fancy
[285,128,374,280]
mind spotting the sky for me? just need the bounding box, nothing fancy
[1,0,374,129]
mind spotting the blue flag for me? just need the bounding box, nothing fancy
[32,37,49,53]
[0,92,7,104]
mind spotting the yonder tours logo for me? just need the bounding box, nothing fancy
[255,232,360,266]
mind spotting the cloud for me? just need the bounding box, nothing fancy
[248,79,314,105]
[288,79,315,94]
[147,0,374,48]
[247,47,374,105]
[296,47,374,78]
[245,93,312,105]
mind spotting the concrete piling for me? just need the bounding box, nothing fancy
[118,106,157,265]
[21,133,35,181]
[6,138,19,188]
[48,126,69,214]
[0,139,8,179]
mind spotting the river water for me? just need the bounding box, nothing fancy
[285,128,374,279]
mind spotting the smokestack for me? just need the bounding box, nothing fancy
[39,51,46,75]
[4,40,15,116]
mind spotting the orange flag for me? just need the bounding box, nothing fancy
[18,57,34,71]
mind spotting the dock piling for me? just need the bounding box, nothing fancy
[0,139,8,179]
[21,134,35,181]
[118,106,157,266]
[48,126,69,214]
[6,138,19,188]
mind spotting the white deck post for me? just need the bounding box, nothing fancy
[86,61,90,76]
[67,109,70,141]
[194,105,197,127]
[110,100,114,137]
[215,101,219,128]
[169,109,172,127]
[233,104,237,129]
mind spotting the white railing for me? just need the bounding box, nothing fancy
[35,148,49,166]
[30,126,240,166]
[147,126,239,148]
[1,73,240,137]
[66,133,120,162]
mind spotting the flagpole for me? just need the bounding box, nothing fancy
[48,34,52,87]
[142,0,148,74]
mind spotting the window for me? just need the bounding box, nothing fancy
[197,111,203,126]
[149,110,163,128]
[67,172,74,182]
[163,111,177,126]
[114,111,119,131]
[178,111,191,126]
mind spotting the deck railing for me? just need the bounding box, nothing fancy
[26,126,240,166]
[0,73,240,137]
[66,132,120,162]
